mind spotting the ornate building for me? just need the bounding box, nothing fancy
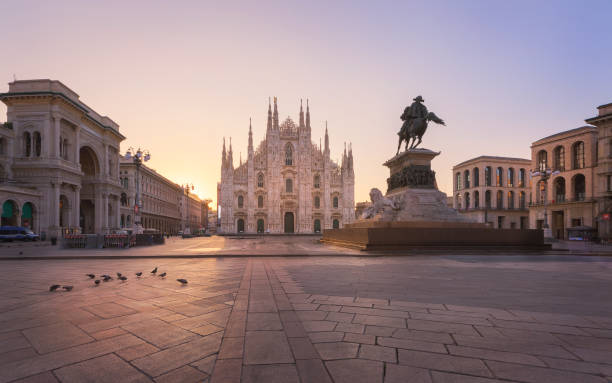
[452,156,531,229]
[0,79,124,237]
[218,98,355,234]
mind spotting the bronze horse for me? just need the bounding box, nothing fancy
[397,112,445,154]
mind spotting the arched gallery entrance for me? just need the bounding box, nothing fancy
[257,219,265,233]
[237,218,245,233]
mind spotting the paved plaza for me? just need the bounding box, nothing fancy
[1,239,612,382]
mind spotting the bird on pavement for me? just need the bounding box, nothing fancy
[119,276,128,282]
[102,275,112,282]
[94,280,100,285]
[151,267,158,274]
[62,286,73,291]
[86,274,95,279]
[18,251,23,255]
[176,279,188,285]
[135,272,142,277]
[49,284,61,292]
[116,272,122,278]
[159,272,167,278]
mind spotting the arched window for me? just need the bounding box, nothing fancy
[257,195,263,208]
[332,219,339,229]
[496,190,503,209]
[314,196,320,208]
[455,172,462,190]
[573,142,585,169]
[473,168,479,187]
[464,170,470,189]
[257,173,264,188]
[333,196,339,208]
[553,146,565,171]
[33,132,41,157]
[537,150,548,171]
[474,190,480,208]
[519,191,526,209]
[485,190,491,208]
[314,174,320,189]
[573,174,586,201]
[286,179,293,193]
[554,177,566,203]
[285,144,293,166]
[464,192,470,209]
[508,191,515,209]
[121,193,128,207]
[518,169,526,188]
[23,132,31,157]
[496,167,503,187]
[485,167,492,186]
[507,168,514,187]
[238,195,244,208]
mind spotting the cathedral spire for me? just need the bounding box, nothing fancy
[273,96,279,130]
[306,99,310,128]
[299,99,304,127]
[324,121,329,155]
[222,137,227,167]
[267,97,272,132]
[228,137,234,169]
[248,118,253,151]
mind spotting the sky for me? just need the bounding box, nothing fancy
[1,0,611,205]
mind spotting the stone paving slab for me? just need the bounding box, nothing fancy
[1,255,612,382]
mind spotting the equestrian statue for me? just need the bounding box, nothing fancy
[397,95,445,154]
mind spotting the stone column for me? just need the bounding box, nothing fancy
[115,196,120,229]
[74,126,81,166]
[94,191,103,234]
[74,186,81,232]
[53,116,61,158]
[104,193,109,232]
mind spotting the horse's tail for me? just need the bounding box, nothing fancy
[427,112,445,125]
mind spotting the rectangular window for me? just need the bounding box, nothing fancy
[607,175,611,192]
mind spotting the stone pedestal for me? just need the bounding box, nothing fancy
[322,148,548,250]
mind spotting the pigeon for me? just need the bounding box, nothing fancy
[159,272,167,278]
[94,280,100,285]
[119,276,127,281]
[116,272,122,278]
[135,272,142,277]
[151,267,158,274]
[102,275,112,282]
[62,285,73,291]
[176,279,188,285]
[49,284,61,292]
[86,274,95,279]
[19,251,23,255]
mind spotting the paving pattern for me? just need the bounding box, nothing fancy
[0,254,611,382]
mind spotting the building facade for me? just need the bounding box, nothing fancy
[180,189,202,234]
[452,156,531,229]
[0,79,124,237]
[119,157,182,234]
[529,126,598,239]
[218,98,355,234]
[587,103,612,240]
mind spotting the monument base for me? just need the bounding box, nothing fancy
[321,221,548,250]
[324,148,548,251]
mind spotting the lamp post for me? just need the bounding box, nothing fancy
[531,164,559,240]
[125,147,151,234]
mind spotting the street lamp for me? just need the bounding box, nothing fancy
[530,163,560,240]
[125,147,151,234]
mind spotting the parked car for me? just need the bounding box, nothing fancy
[0,226,40,242]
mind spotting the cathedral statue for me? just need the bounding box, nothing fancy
[397,95,446,154]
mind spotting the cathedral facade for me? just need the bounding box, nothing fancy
[218,98,355,234]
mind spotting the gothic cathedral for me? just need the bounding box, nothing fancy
[218,98,355,234]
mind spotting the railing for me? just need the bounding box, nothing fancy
[103,234,130,248]
[63,234,87,248]
[529,196,591,207]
